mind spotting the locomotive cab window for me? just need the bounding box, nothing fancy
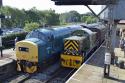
[19,47,29,52]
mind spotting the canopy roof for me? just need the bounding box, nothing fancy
[52,0,116,5]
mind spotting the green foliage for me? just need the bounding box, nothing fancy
[1,6,98,28]
[1,6,26,28]
[2,32,27,49]
[1,6,60,28]
[81,15,97,24]
[24,22,39,32]
[59,11,81,24]
[43,10,60,25]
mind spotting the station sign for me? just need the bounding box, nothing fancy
[105,52,111,65]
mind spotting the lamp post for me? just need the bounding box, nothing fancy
[0,14,11,57]
[0,0,11,57]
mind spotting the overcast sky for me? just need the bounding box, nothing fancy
[3,0,102,14]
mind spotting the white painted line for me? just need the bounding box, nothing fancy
[66,41,105,83]
[71,78,81,82]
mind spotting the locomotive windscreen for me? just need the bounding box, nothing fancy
[19,47,29,52]
[26,31,48,41]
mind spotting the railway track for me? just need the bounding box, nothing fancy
[4,65,76,83]
[4,62,60,83]
[23,66,76,83]
[4,73,33,83]
[46,68,76,83]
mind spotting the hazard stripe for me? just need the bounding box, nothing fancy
[65,41,79,51]
[65,42,78,51]
[69,46,74,50]
[72,41,79,47]
[64,40,70,47]
[64,40,80,55]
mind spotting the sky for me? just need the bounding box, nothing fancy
[3,0,102,14]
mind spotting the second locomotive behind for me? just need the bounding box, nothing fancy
[61,23,107,68]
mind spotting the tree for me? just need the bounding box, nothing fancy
[43,9,60,25]
[24,22,39,32]
[1,6,26,28]
[81,14,97,24]
[59,10,81,24]
[1,6,97,28]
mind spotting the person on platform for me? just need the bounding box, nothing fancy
[123,38,125,57]
[120,38,124,50]
[13,37,18,50]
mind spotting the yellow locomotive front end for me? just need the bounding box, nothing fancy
[16,40,38,73]
[61,36,87,68]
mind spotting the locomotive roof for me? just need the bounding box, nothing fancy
[80,28,95,35]
[37,26,80,34]
[26,26,81,41]
[88,23,105,29]
[65,36,86,41]
[81,23,106,30]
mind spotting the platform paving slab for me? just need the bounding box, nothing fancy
[0,48,16,60]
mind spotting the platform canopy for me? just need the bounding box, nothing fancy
[51,0,116,5]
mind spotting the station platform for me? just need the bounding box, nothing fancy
[0,48,16,60]
[67,44,125,83]
[0,48,16,81]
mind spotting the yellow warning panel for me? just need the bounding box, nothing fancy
[16,40,38,62]
[61,54,83,68]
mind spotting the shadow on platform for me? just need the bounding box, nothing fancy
[86,36,120,69]
[105,76,125,83]
[86,47,105,68]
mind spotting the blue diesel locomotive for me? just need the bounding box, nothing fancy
[16,26,82,73]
